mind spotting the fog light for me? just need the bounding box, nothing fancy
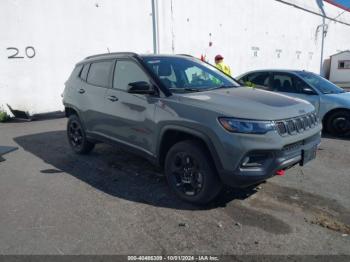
[241,154,267,168]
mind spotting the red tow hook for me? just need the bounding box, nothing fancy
[276,170,286,176]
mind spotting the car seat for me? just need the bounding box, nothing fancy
[281,80,294,93]
[272,79,282,91]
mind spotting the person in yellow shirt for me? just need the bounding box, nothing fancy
[214,54,232,76]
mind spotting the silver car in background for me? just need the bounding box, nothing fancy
[237,70,350,137]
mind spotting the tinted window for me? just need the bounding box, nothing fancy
[246,72,270,89]
[272,73,298,93]
[80,63,90,81]
[294,77,313,93]
[68,64,83,82]
[87,60,114,87]
[113,60,149,90]
[142,56,239,93]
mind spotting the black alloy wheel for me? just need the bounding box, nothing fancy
[326,111,350,137]
[170,152,204,196]
[165,140,222,204]
[67,114,95,154]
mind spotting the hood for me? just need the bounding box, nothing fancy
[176,87,315,120]
[324,91,350,107]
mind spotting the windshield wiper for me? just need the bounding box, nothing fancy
[204,85,236,91]
[169,87,202,93]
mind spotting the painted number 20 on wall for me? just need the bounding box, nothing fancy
[6,46,36,59]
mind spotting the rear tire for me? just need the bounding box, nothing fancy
[164,140,222,204]
[67,114,95,154]
[326,111,350,137]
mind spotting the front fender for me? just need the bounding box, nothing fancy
[156,123,224,172]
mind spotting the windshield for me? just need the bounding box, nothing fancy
[142,56,240,93]
[296,71,345,94]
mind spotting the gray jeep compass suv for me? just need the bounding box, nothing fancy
[63,52,321,204]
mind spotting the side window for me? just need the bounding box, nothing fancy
[247,72,270,90]
[113,60,150,90]
[272,73,298,93]
[80,63,90,81]
[239,75,247,82]
[86,60,114,88]
[294,77,312,93]
[68,64,83,82]
[147,63,178,88]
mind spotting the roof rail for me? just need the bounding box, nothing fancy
[84,52,138,60]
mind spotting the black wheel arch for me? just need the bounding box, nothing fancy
[64,104,80,118]
[64,104,90,134]
[157,126,223,173]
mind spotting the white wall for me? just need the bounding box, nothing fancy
[1,0,350,114]
[158,0,350,77]
[0,0,153,114]
[330,52,350,83]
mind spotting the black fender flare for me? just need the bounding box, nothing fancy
[156,125,223,172]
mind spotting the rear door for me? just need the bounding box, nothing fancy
[271,72,321,113]
[79,60,115,133]
[102,59,158,155]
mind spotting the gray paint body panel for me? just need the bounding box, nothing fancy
[63,55,321,188]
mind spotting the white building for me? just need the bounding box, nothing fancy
[329,50,350,87]
[1,0,350,115]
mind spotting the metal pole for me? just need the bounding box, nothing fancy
[320,17,326,75]
[151,0,159,54]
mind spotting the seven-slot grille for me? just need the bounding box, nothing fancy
[275,112,318,136]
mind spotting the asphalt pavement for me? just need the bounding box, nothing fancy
[0,118,349,255]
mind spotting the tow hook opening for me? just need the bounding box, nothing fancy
[276,170,286,176]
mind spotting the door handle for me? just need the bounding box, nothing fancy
[78,88,85,94]
[107,95,119,102]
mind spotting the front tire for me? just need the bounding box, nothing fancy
[67,114,95,154]
[164,140,222,204]
[326,111,350,137]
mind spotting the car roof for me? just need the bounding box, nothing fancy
[77,52,194,65]
[241,69,312,75]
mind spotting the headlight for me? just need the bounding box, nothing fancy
[218,117,275,134]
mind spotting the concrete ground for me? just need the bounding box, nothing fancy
[0,118,349,255]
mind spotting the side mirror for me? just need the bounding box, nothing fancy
[127,81,155,95]
[302,87,316,95]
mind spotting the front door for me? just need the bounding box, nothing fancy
[102,59,158,155]
[271,72,321,114]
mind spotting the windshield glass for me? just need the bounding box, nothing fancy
[142,56,240,93]
[296,71,345,94]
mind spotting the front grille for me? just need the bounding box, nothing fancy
[295,118,303,132]
[275,112,318,136]
[287,120,296,134]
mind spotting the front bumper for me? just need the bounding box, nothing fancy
[218,132,321,188]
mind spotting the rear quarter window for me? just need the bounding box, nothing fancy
[67,64,83,82]
[80,63,90,81]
